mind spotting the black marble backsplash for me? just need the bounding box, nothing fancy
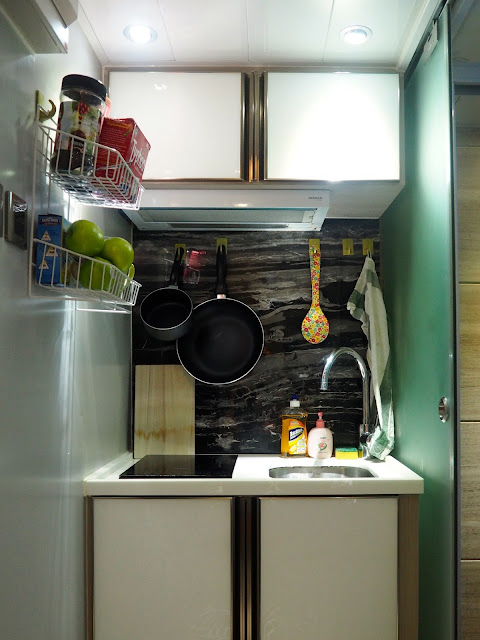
[132,219,380,453]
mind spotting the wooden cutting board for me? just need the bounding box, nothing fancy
[134,365,195,457]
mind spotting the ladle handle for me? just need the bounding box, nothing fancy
[215,243,228,297]
[309,239,320,307]
[168,246,184,287]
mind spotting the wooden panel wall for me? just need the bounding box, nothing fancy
[461,562,480,638]
[461,423,480,559]
[460,287,480,421]
[457,130,480,640]
[458,137,480,282]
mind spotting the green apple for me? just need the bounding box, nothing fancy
[100,237,134,272]
[79,257,113,291]
[64,219,105,257]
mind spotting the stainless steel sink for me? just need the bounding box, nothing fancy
[269,465,375,479]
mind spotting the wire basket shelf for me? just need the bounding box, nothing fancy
[37,123,144,210]
[33,239,141,307]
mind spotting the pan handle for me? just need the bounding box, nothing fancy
[215,244,228,298]
[169,246,184,288]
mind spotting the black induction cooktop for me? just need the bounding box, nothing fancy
[120,454,238,479]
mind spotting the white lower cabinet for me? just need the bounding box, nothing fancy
[92,497,233,640]
[259,497,398,640]
[90,496,406,640]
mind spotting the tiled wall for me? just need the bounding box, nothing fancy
[132,220,380,454]
[457,127,480,639]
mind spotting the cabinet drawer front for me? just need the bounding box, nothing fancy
[93,497,233,640]
[259,497,398,640]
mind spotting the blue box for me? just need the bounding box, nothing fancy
[36,214,63,285]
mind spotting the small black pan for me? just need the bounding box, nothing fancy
[177,244,264,384]
[140,246,193,341]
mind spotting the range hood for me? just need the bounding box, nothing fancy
[122,188,330,231]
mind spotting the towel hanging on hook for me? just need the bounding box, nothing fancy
[347,255,394,460]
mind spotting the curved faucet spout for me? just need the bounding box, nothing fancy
[321,347,371,453]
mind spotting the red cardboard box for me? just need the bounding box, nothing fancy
[95,118,151,181]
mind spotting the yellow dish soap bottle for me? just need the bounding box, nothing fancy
[281,395,308,457]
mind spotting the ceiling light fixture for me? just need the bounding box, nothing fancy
[123,24,158,45]
[341,26,372,45]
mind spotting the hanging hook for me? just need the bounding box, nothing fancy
[35,91,56,123]
[38,99,57,123]
[362,238,374,258]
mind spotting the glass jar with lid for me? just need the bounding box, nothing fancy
[50,74,107,175]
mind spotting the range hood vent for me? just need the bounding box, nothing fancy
[123,189,330,231]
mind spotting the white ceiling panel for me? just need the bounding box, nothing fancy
[79,0,174,65]
[246,0,333,63]
[157,0,249,63]
[323,0,418,66]
[78,0,442,70]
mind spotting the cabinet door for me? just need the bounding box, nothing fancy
[264,72,400,181]
[93,497,233,640]
[259,497,398,640]
[108,71,244,180]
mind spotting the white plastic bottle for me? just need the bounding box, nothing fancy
[307,412,333,459]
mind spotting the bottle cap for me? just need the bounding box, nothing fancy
[290,395,300,408]
[318,412,323,419]
[61,74,107,101]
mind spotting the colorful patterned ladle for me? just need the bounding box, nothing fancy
[301,239,329,344]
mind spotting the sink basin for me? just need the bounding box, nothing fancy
[269,465,376,479]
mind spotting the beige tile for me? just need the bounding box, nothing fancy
[456,128,480,148]
[459,286,480,421]
[461,560,480,640]
[461,423,480,558]
[457,145,480,283]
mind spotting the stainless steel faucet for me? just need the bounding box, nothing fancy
[320,347,372,458]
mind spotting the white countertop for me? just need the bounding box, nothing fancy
[84,453,423,497]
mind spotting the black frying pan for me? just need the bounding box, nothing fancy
[176,244,264,384]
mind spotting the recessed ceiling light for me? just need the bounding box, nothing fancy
[123,24,158,45]
[341,26,372,45]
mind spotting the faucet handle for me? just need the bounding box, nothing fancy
[360,431,373,445]
[359,431,373,458]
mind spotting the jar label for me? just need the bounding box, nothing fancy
[54,102,102,157]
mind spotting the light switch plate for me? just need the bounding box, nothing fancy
[4,191,28,249]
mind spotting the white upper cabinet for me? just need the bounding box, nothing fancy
[106,67,403,221]
[108,70,244,180]
[264,71,401,181]
[0,0,74,53]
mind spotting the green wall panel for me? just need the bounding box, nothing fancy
[381,7,457,640]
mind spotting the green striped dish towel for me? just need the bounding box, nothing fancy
[347,256,394,460]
